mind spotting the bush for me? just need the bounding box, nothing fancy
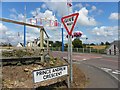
[2,51,14,57]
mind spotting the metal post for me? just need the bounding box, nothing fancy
[83,48,84,53]
[40,28,44,62]
[61,27,64,52]
[47,38,49,53]
[24,5,26,47]
[68,35,70,63]
[24,25,26,47]
[77,48,78,52]
[67,35,70,88]
[90,48,91,53]
[68,34,73,87]
[70,35,73,83]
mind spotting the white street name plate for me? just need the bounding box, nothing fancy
[33,65,68,83]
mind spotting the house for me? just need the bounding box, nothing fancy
[27,42,34,47]
[16,43,23,47]
[106,40,120,55]
[27,38,49,47]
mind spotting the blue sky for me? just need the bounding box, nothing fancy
[1,1,119,45]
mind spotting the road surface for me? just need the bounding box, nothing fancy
[51,51,119,88]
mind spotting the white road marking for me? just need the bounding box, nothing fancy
[101,67,112,72]
[112,70,120,75]
[100,67,120,82]
[83,58,87,60]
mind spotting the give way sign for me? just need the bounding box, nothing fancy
[61,13,79,35]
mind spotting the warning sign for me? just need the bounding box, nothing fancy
[33,65,68,83]
[61,13,79,35]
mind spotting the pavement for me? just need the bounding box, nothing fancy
[51,51,119,88]
[75,62,118,88]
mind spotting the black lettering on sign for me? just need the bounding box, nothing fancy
[67,22,73,26]
[36,69,51,76]
[43,75,47,79]
[64,16,74,23]
[36,71,42,76]
[43,71,62,80]
[63,67,66,70]
[52,67,63,72]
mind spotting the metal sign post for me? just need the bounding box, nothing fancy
[61,27,64,52]
[61,13,79,87]
[68,34,73,86]
[68,35,73,84]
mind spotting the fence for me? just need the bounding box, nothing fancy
[49,47,106,54]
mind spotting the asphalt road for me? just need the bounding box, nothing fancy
[75,62,118,88]
[51,51,119,88]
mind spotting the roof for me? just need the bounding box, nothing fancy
[110,40,120,48]
[16,43,23,47]
[107,40,120,50]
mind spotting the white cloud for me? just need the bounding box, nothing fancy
[31,9,56,20]
[46,29,62,42]
[74,3,83,9]
[45,1,69,16]
[98,9,103,14]
[0,23,8,34]
[81,35,87,38]
[85,4,90,7]
[9,8,25,21]
[9,8,18,15]
[92,26,118,37]
[31,8,41,17]
[90,5,97,12]
[92,6,97,11]
[109,12,120,20]
[44,10,54,19]
[18,13,25,21]
[0,23,20,44]
[10,14,17,20]
[41,4,47,9]
[76,7,97,26]
[87,26,118,43]
[0,23,41,45]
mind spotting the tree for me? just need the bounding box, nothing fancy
[90,43,95,45]
[105,41,110,45]
[72,38,83,48]
[49,41,53,45]
[100,42,104,45]
[64,43,68,48]
[52,41,62,47]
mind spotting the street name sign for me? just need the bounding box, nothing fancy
[33,65,68,83]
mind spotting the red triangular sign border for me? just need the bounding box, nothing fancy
[61,13,79,36]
